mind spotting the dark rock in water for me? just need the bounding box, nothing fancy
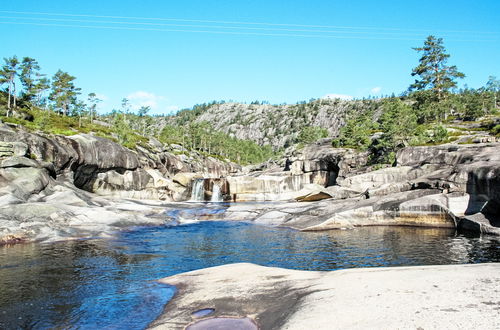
[459,213,500,236]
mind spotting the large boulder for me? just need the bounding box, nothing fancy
[396,143,500,216]
[291,140,369,186]
[227,172,321,201]
[338,166,431,192]
[0,141,28,157]
[172,172,202,187]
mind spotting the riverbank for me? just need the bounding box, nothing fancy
[151,262,500,329]
[1,120,499,244]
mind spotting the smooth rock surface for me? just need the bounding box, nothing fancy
[151,262,500,330]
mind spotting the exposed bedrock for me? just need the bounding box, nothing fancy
[150,263,500,330]
[0,123,239,201]
[0,119,499,242]
[217,142,500,234]
[226,140,370,201]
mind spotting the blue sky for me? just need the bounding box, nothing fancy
[2,0,499,115]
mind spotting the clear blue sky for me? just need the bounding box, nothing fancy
[2,0,499,114]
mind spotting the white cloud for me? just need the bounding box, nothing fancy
[370,86,382,94]
[322,93,353,101]
[126,91,165,110]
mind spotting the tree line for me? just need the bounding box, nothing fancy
[1,35,499,165]
[0,56,276,164]
[333,35,500,164]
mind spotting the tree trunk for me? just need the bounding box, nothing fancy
[6,80,12,116]
[13,81,17,109]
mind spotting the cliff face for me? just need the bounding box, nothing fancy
[1,117,499,244]
[0,122,243,244]
[163,99,379,150]
[0,123,240,202]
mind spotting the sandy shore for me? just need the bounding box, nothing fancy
[150,262,500,329]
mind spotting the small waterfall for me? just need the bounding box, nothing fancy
[211,183,223,202]
[191,179,205,201]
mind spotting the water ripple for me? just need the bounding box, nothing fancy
[1,219,499,329]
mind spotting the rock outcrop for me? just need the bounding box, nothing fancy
[1,117,499,243]
[160,99,379,151]
[0,123,240,243]
[225,139,369,201]
[150,262,500,330]
[209,142,500,234]
[0,123,240,201]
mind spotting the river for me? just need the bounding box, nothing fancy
[1,204,499,329]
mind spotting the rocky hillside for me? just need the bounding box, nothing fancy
[162,99,380,150]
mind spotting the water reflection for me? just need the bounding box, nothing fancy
[1,222,499,329]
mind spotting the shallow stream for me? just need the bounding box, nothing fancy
[1,204,499,329]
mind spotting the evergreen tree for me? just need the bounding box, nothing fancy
[485,76,500,111]
[19,57,42,102]
[49,70,81,115]
[0,56,20,116]
[410,36,465,101]
[87,92,102,122]
[378,99,418,152]
[34,77,50,108]
[296,126,328,145]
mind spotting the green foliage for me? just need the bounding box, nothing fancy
[159,121,275,165]
[170,101,223,126]
[370,99,418,163]
[0,56,20,116]
[454,89,485,120]
[49,70,81,116]
[490,124,500,136]
[410,35,465,99]
[296,126,328,145]
[1,50,498,169]
[19,57,42,102]
[430,125,449,143]
[332,108,376,149]
[110,112,148,149]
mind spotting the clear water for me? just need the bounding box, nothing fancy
[190,179,205,201]
[1,209,500,329]
[211,183,222,202]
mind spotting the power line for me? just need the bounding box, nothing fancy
[0,15,445,37]
[1,9,499,36]
[1,21,496,42]
[0,21,426,40]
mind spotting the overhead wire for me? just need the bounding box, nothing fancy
[1,9,499,35]
[0,10,497,41]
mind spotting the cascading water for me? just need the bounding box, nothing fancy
[211,183,223,202]
[191,179,205,201]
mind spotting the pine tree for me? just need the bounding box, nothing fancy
[49,70,81,115]
[87,92,102,123]
[34,77,50,108]
[19,57,42,102]
[410,36,465,100]
[0,56,20,116]
[485,76,500,111]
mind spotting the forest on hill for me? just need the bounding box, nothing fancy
[1,35,499,165]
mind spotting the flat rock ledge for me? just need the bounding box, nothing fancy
[150,263,500,330]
